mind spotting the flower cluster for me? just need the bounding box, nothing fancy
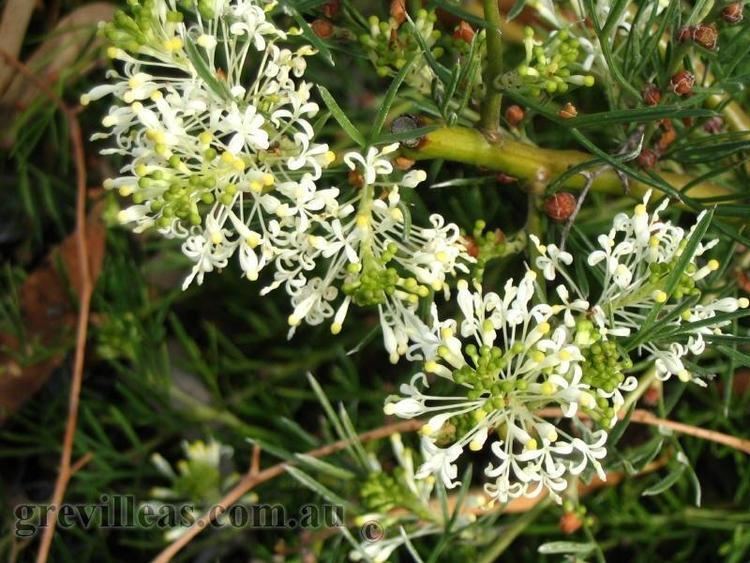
[385,191,747,504]
[145,439,251,540]
[516,26,596,97]
[358,9,443,92]
[87,1,473,359]
[264,144,472,362]
[350,434,484,561]
[385,275,620,503]
[86,0,335,288]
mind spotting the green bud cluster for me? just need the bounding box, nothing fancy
[648,261,701,301]
[104,0,185,53]
[342,245,429,307]
[468,221,525,282]
[434,411,480,447]
[358,10,442,79]
[444,342,543,402]
[517,27,595,97]
[360,469,432,520]
[128,153,233,229]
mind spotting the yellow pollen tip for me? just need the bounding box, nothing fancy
[540,381,555,395]
[469,439,483,451]
[424,360,440,373]
[739,298,750,308]
[199,132,213,145]
[263,173,275,186]
[677,370,691,382]
[210,232,223,245]
[330,323,342,335]
[708,259,720,271]
[288,314,301,327]
[538,322,551,335]
[653,290,668,304]
[324,151,336,165]
[525,438,538,451]
[164,37,184,51]
[250,181,263,193]
[356,214,370,228]
[635,204,647,215]
[118,185,135,197]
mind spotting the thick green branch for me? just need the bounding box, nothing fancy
[405,127,732,201]
[480,0,504,134]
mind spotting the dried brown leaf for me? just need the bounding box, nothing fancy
[0,202,105,423]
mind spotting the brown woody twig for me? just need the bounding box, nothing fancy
[0,49,93,563]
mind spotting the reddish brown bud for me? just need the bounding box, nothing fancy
[736,269,750,293]
[558,102,578,119]
[464,237,479,258]
[559,512,583,535]
[642,84,662,106]
[495,173,517,184]
[637,148,659,169]
[505,104,525,127]
[656,127,677,152]
[311,19,334,38]
[321,0,340,18]
[348,169,364,188]
[390,0,407,25]
[544,192,577,222]
[670,70,695,96]
[722,2,744,23]
[453,21,475,43]
[693,23,718,49]
[704,116,724,133]
[394,156,415,170]
[677,25,694,42]
[643,384,662,406]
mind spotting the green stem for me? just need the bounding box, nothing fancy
[527,188,547,302]
[621,366,657,413]
[403,126,732,201]
[480,0,504,135]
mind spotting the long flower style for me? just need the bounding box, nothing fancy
[385,275,622,503]
[532,191,749,386]
[85,0,335,289]
[263,144,473,362]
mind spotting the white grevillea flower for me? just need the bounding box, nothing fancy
[384,276,621,504]
[534,190,749,385]
[86,0,335,289]
[261,145,473,362]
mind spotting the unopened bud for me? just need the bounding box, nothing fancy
[453,21,475,43]
[544,192,577,222]
[693,23,718,49]
[321,0,340,18]
[559,511,583,535]
[722,2,743,23]
[311,19,334,38]
[505,104,525,127]
[671,70,695,96]
[637,148,659,169]
[390,0,406,25]
[394,156,415,170]
[642,83,662,106]
[558,102,578,119]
